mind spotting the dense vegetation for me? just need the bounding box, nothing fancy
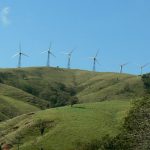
[38,82,78,107]
[76,96,150,150]
[142,73,150,92]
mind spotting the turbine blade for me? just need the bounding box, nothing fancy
[142,63,150,68]
[62,52,69,55]
[19,42,21,53]
[122,62,129,66]
[95,49,100,58]
[41,50,47,54]
[70,47,76,54]
[12,53,19,58]
[50,52,56,57]
[22,53,29,57]
[96,59,100,65]
[49,42,52,49]
[88,57,94,59]
[69,50,74,55]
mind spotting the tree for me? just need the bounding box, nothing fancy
[39,82,79,108]
[70,96,79,107]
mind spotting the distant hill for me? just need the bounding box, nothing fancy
[0,67,145,102]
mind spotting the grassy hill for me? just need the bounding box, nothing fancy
[0,67,147,149]
[75,71,144,102]
[0,82,49,121]
[0,67,145,103]
[0,95,39,121]
[0,67,144,122]
[0,100,130,150]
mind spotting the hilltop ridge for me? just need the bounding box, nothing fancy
[0,67,144,99]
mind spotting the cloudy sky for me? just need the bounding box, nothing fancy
[0,0,150,74]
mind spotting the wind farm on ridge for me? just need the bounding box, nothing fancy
[11,42,150,75]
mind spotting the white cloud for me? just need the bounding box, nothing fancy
[0,7,10,26]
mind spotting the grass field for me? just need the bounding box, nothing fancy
[0,100,131,150]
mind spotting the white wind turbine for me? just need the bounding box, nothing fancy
[119,62,129,74]
[12,42,29,68]
[89,49,100,72]
[42,43,56,67]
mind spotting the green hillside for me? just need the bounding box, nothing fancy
[0,95,39,121]
[75,71,144,102]
[0,67,144,122]
[0,82,49,121]
[0,67,145,103]
[0,100,130,150]
[0,67,147,150]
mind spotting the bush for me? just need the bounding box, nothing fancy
[39,82,78,107]
[142,73,150,93]
[70,96,79,107]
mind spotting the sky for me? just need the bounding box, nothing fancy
[0,0,150,75]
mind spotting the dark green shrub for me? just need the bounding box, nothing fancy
[70,96,79,107]
[39,82,78,107]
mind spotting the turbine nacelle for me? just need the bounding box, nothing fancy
[41,43,55,67]
[64,49,74,56]
[89,49,100,72]
[12,43,29,68]
[12,52,28,58]
[63,48,75,69]
[119,62,129,74]
[140,63,149,75]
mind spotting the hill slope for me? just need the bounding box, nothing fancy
[0,83,49,121]
[75,71,144,102]
[0,67,144,122]
[0,100,130,150]
[0,67,145,103]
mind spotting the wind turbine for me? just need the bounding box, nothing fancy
[63,49,75,69]
[42,43,55,67]
[120,63,128,74]
[89,50,100,72]
[12,43,29,68]
[140,63,149,75]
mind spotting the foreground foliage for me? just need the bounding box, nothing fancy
[76,74,150,150]
[77,96,150,150]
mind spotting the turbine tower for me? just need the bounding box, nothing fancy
[12,43,28,68]
[140,63,149,76]
[64,49,75,69]
[89,50,100,72]
[120,63,128,74]
[42,43,55,67]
